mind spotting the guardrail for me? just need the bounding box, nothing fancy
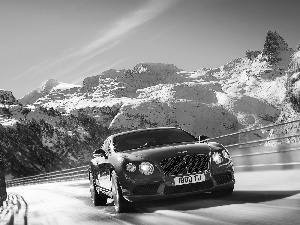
[6,165,89,188]
[230,142,300,171]
[209,118,300,171]
[204,118,300,144]
[6,119,300,187]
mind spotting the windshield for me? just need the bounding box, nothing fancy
[113,129,197,152]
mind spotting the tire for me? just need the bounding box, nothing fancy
[89,172,107,206]
[211,187,234,197]
[111,170,134,213]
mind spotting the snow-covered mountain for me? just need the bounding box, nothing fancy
[1,30,299,178]
[15,31,293,138]
[18,79,81,105]
[3,31,297,138]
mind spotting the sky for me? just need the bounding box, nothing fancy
[1,0,300,99]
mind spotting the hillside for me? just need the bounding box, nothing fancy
[268,43,300,144]
[1,30,299,178]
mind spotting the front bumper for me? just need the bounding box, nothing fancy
[120,170,235,202]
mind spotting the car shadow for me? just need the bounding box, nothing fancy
[70,181,300,214]
[131,190,300,213]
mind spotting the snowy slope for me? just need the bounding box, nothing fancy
[1,31,298,140]
[19,79,69,105]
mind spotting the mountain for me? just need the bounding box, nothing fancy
[267,44,300,144]
[1,30,299,178]
[262,30,293,64]
[18,79,81,105]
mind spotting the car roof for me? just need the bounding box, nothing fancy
[110,127,180,138]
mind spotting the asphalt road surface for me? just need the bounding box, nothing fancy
[2,169,300,225]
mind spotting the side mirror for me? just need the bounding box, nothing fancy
[199,135,209,142]
[92,149,107,158]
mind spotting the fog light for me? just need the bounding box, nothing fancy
[126,163,136,172]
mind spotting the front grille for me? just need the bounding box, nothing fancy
[132,183,160,195]
[212,172,232,185]
[160,154,209,176]
[164,180,214,195]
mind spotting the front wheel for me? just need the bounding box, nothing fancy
[111,170,134,213]
[89,173,107,206]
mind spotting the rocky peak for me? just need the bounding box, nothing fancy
[40,79,60,93]
[131,63,180,74]
[263,31,290,52]
[18,79,60,105]
[0,89,17,105]
[262,31,292,64]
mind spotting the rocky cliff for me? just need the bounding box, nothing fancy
[267,45,300,145]
[0,90,18,105]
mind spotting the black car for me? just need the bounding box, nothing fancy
[88,127,235,212]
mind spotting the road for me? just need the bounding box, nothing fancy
[1,169,300,225]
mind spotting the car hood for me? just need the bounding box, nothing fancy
[119,142,211,162]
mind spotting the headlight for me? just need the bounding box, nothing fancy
[212,147,232,166]
[126,163,136,172]
[212,152,223,165]
[139,162,154,175]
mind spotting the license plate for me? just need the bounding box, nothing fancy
[174,173,206,186]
